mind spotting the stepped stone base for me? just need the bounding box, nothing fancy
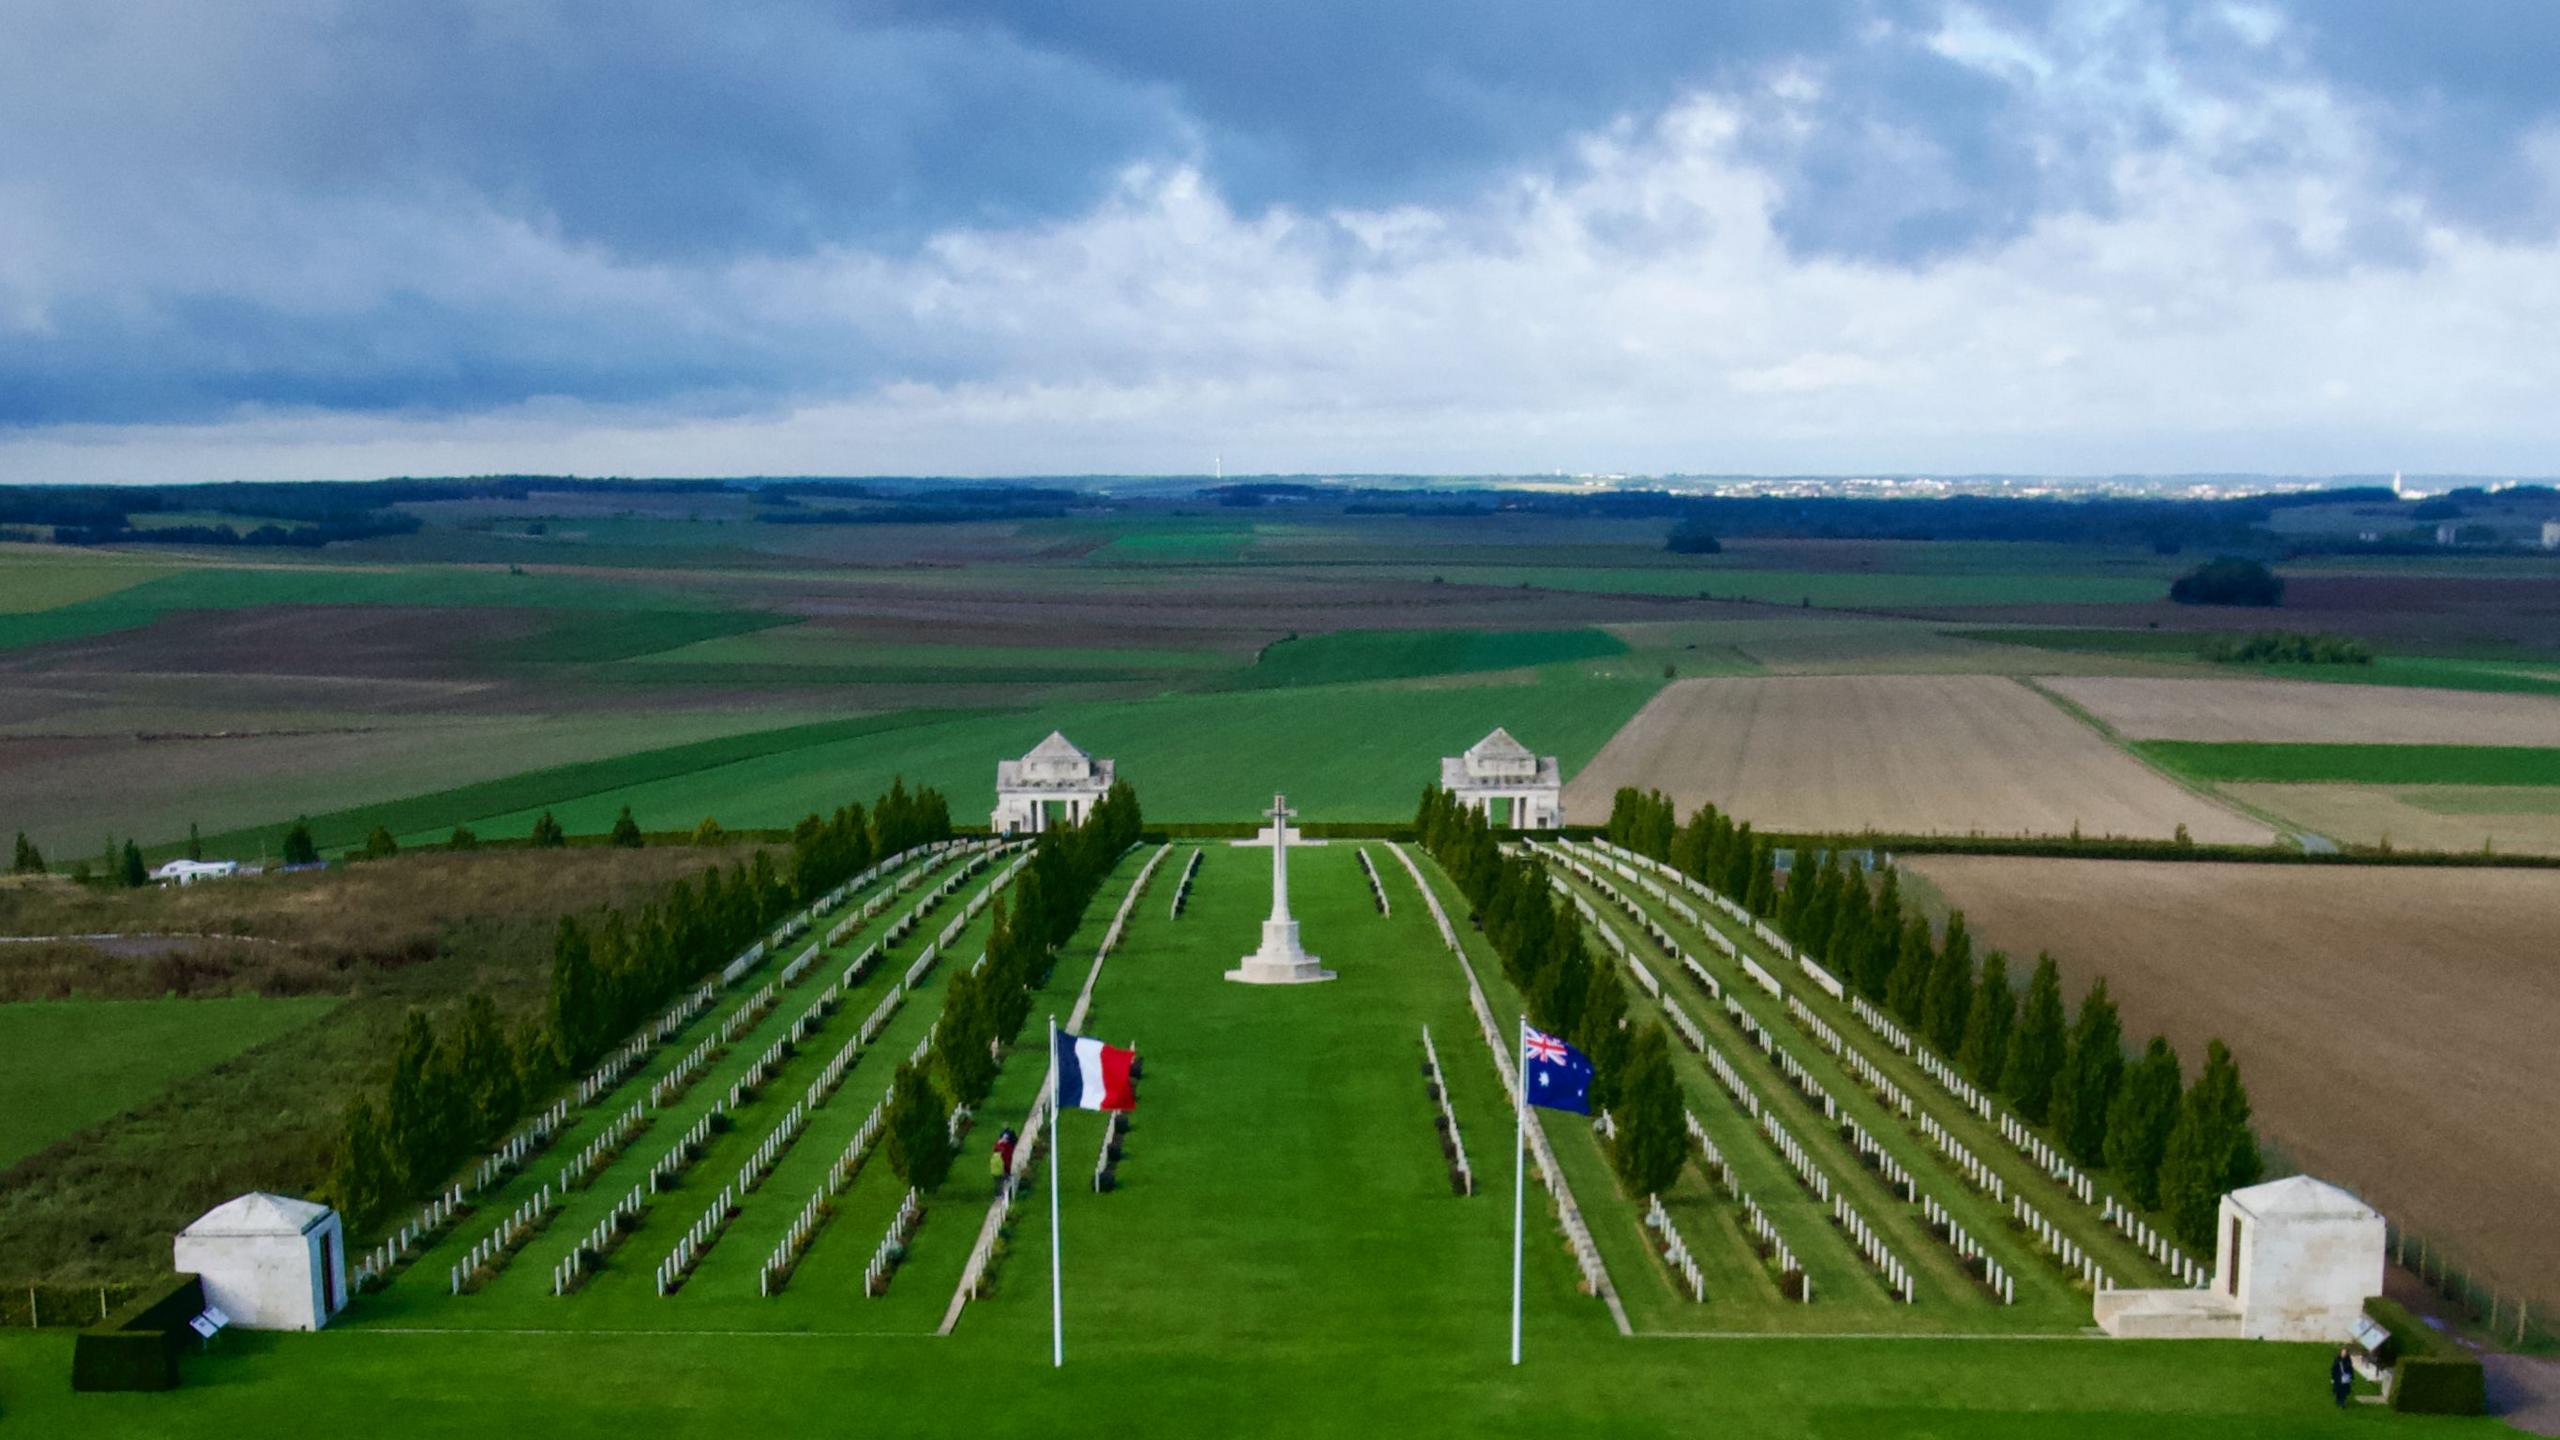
[1226,919,1335,985]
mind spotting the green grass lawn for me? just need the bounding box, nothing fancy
[1236,627,1629,687]
[0,849,2459,1436]
[0,996,339,1168]
[2139,742,2560,786]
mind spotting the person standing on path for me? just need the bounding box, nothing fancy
[2332,1348,2356,1409]
[992,1127,1018,1192]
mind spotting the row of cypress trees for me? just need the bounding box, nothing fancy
[1604,787,2262,1251]
[326,781,952,1230]
[893,780,1146,1194]
[1418,787,1686,1197]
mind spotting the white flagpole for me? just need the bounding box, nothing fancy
[1511,1015,1527,1367]
[1050,1013,1064,1369]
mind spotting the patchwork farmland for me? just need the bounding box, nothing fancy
[4,484,2554,1434]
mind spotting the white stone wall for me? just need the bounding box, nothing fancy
[2223,1197,2387,1342]
[175,1221,342,1331]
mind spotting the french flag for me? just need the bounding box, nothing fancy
[1053,1028,1138,1112]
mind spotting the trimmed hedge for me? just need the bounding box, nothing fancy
[71,1273,204,1392]
[2364,1297,2487,1416]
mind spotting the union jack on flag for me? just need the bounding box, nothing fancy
[1522,1025,1594,1115]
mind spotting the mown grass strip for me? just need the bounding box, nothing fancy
[2138,741,2560,787]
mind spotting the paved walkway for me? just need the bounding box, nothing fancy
[2489,1354,2560,1436]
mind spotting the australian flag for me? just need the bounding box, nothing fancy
[1522,1026,1594,1115]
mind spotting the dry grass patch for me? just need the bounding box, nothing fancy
[1909,856,2560,1315]
[1565,674,2270,842]
[2225,784,2560,857]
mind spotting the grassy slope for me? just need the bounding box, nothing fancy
[2140,742,2560,786]
[391,670,1660,842]
[187,711,983,858]
[0,996,338,1167]
[0,847,2457,1437]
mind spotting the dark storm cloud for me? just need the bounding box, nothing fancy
[0,0,2554,433]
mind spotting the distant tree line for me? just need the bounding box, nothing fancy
[1606,788,2262,1250]
[1417,788,1686,1198]
[1207,483,2396,550]
[2203,631,2371,665]
[325,780,952,1229]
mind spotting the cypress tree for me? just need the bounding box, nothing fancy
[327,1099,394,1228]
[938,973,1000,1107]
[884,1058,955,1193]
[1855,867,1902,999]
[2002,954,2068,1123]
[448,993,522,1150]
[1574,963,1632,1117]
[186,822,203,861]
[530,811,567,848]
[381,1011,446,1191]
[119,839,147,888]
[550,917,602,1069]
[2157,1039,2262,1249]
[2050,977,2125,1166]
[2103,1036,2184,1209]
[1956,950,2015,1087]
[10,832,42,874]
[1743,839,1776,917]
[1885,915,1934,1028]
[282,818,319,866]
[610,806,644,849]
[1923,912,1975,1056]
[1611,1024,1686,1196]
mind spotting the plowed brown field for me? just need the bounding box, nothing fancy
[1563,674,2270,841]
[1908,856,2560,1314]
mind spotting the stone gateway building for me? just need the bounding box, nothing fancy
[1439,727,1563,830]
[991,731,1116,835]
[172,1192,348,1331]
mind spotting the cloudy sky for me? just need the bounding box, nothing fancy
[4,1,2557,482]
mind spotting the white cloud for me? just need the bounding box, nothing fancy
[8,62,2560,482]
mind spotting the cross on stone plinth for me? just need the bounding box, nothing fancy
[1225,791,1335,985]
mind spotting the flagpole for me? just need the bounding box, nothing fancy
[1050,1012,1063,1369]
[1511,1015,1526,1367]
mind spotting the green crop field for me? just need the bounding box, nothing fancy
[2139,742,2560,787]
[389,671,1660,844]
[1951,631,2560,697]
[0,996,339,1168]
[0,847,2427,1437]
[0,561,766,654]
[1236,627,1628,687]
